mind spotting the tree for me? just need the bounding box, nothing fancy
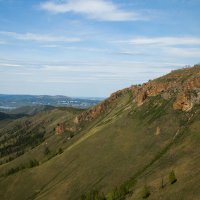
[160,176,164,189]
[58,148,63,154]
[44,146,50,155]
[99,192,106,200]
[119,184,131,198]
[29,159,39,168]
[81,194,87,200]
[169,170,177,184]
[141,185,150,199]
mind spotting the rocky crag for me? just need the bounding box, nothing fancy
[59,65,200,134]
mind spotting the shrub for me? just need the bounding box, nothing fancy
[141,185,150,199]
[29,159,39,168]
[160,177,164,189]
[58,148,63,154]
[169,170,177,184]
[44,146,50,155]
[5,164,25,176]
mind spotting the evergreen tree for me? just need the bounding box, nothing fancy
[44,146,50,155]
[141,185,150,199]
[169,170,177,184]
[29,159,39,168]
[58,148,63,154]
[160,177,164,189]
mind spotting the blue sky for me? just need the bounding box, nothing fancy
[0,0,200,97]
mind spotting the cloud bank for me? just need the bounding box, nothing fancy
[40,0,145,21]
[116,37,200,46]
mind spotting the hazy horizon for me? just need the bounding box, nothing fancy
[0,93,105,99]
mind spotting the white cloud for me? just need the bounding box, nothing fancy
[40,0,144,21]
[0,63,23,67]
[165,47,200,57]
[117,36,200,46]
[0,31,81,43]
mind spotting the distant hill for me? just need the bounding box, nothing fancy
[1,105,54,116]
[0,65,200,200]
[0,94,102,109]
[0,112,26,120]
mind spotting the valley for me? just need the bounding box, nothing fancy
[0,95,102,109]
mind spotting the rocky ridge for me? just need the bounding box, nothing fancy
[61,65,200,133]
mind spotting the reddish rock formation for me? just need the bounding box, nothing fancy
[73,88,130,125]
[55,123,65,135]
[133,67,200,111]
[184,76,200,90]
[71,65,200,128]
[132,82,169,106]
[173,73,200,111]
[173,93,193,111]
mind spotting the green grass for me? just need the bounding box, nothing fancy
[0,93,183,199]
[0,66,200,200]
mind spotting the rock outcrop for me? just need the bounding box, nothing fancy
[73,88,130,125]
[173,73,200,111]
[132,82,170,106]
[55,123,65,135]
[173,93,193,111]
[71,65,200,129]
[133,66,200,111]
[155,127,161,136]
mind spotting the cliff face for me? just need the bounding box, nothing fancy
[132,82,170,106]
[70,65,200,127]
[133,66,200,111]
[173,74,200,111]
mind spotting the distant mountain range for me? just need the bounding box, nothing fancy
[0,94,103,109]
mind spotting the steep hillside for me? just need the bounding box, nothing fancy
[0,112,26,121]
[0,65,200,200]
[0,107,83,166]
[0,112,28,130]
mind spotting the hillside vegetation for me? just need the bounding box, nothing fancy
[0,65,200,200]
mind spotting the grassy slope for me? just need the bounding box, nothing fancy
[0,66,200,200]
[0,105,54,135]
[1,91,198,200]
[128,105,200,200]
[0,107,83,172]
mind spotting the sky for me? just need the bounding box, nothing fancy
[0,0,200,97]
